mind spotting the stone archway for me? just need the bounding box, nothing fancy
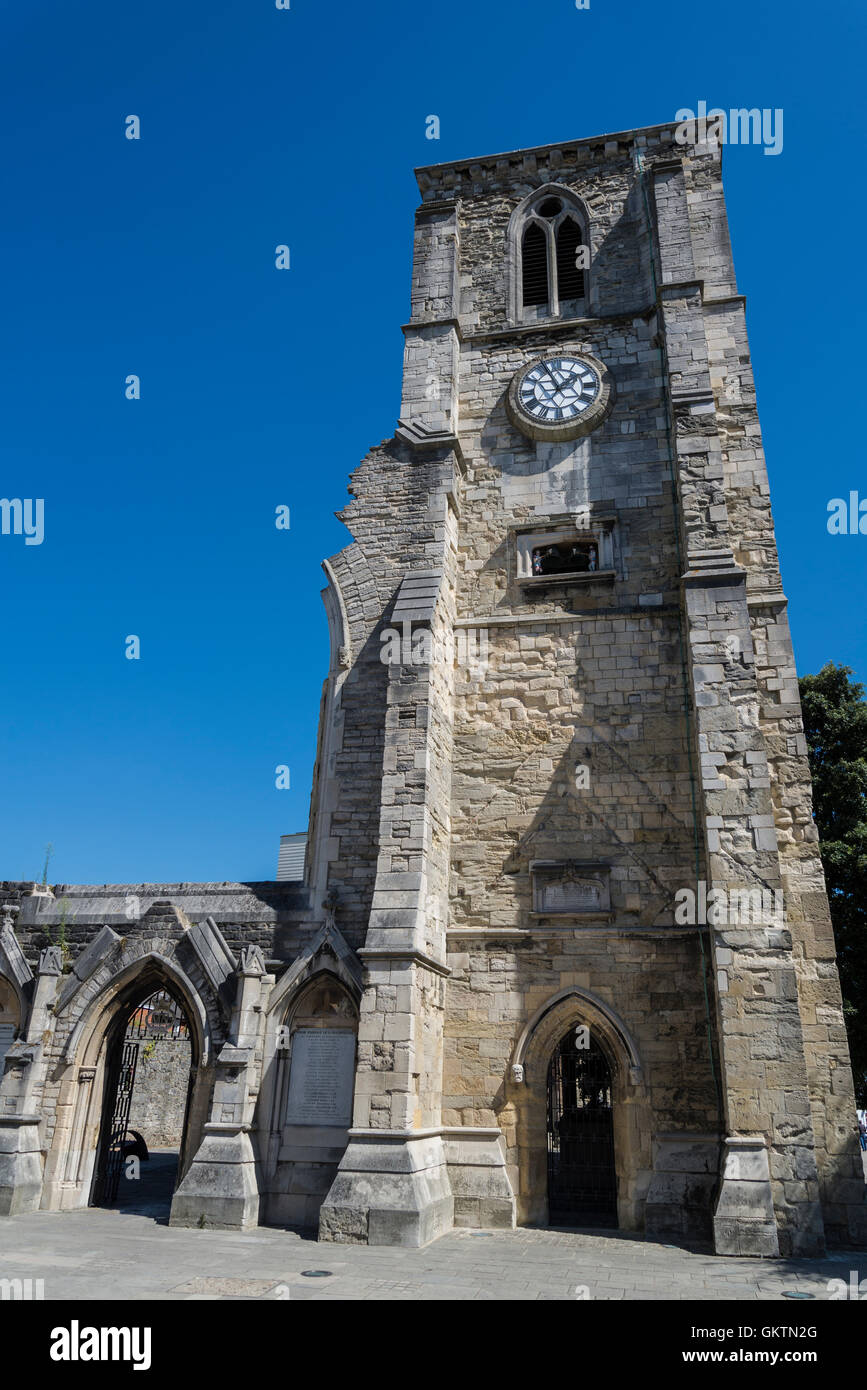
[510,986,650,1231]
[0,975,20,1076]
[41,953,216,1214]
[90,984,194,1216]
[546,1024,617,1227]
[260,969,359,1228]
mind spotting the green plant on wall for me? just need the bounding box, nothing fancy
[48,897,73,969]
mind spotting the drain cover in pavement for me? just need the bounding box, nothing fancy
[301,1270,333,1278]
[782,1291,814,1300]
[171,1277,286,1298]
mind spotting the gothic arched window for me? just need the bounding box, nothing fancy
[522,222,549,306]
[512,188,589,323]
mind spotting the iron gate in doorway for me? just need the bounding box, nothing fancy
[546,1027,617,1227]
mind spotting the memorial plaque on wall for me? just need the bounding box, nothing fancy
[532,863,611,914]
[285,1029,355,1127]
[540,877,604,911]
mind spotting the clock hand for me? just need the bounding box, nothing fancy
[551,363,582,395]
[539,367,568,402]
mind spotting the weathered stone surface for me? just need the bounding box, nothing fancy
[320,1135,454,1248]
[170,1129,259,1231]
[0,121,863,1256]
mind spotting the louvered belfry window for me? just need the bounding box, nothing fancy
[556,217,585,301]
[522,222,549,306]
[518,192,586,318]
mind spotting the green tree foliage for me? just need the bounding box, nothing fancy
[799,663,867,1103]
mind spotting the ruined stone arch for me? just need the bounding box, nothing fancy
[281,971,360,1035]
[261,958,360,1141]
[0,973,21,1024]
[41,945,223,1213]
[258,927,362,1153]
[266,920,363,1026]
[509,985,651,1231]
[256,927,362,1226]
[60,951,217,1070]
[0,970,25,1036]
[0,973,21,1074]
[321,556,354,675]
[306,555,357,914]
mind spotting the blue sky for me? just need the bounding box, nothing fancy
[1,0,863,885]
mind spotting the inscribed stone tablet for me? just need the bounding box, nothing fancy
[540,877,604,912]
[285,1029,355,1126]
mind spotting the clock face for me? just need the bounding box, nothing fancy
[506,351,615,442]
[517,357,600,424]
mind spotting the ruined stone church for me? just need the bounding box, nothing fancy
[2,121,864,1258]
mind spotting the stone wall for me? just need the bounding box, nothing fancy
[401,122,862,1250]
[0,880,314,970]
[2,121,863,1253]
[127,1038,192,1149]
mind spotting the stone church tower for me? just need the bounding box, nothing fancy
[1,121,864,1258]
[309,121,865,1257]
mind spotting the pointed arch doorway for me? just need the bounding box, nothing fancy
[91,985,194,1217]
[0,974,20,1074]
[546,1026,617,1227]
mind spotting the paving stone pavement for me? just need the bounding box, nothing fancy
[1,1208,866,1301]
